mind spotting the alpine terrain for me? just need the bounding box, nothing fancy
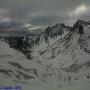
[0,20,90,90]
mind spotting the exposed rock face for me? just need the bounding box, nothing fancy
[0,20,90,89]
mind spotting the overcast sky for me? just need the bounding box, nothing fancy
[0,0,90,30]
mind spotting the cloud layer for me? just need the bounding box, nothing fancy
[0,0,90,29]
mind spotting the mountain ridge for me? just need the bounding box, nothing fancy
[0,19,90,89]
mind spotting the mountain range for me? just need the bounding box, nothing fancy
[0,19,90,90]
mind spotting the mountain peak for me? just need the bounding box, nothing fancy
[72,20,90,33]
[73,19,90,27]
[39,23,66,42]
[52,23,65,28]
[44,23,66,36]
[76,19,90,25]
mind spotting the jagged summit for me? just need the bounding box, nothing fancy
[68,20,89,35]
[76,19,90,25]
[72,20,90,31]
[34,23,68,44]
[1,19,90,50]
[41,19,90,40]
[44,23,66,36]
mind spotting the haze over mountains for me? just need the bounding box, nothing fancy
[0,20,44,37]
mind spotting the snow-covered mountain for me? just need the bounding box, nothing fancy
[0,20,90,90]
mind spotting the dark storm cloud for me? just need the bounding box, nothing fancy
[0,0,90,27]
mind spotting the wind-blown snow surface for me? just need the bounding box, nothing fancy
[0,20,90,90]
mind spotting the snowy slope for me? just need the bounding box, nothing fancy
[31,20,90,89]
[0,20,90,90]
